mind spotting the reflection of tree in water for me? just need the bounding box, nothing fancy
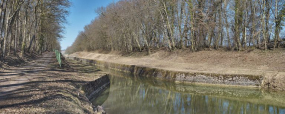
[94,74,285,114]
[90,87,110,107]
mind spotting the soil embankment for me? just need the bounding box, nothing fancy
[0,52,107,113]
[68,49,285,90]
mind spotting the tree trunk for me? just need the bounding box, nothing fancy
[219,0,223,47]
[261,0,267,50]
[242,0,248,49]
[234,0,242,51]
[157,3,172,51]
[274,0,278,49]
[249,0,256,48]
[132,32,142,51]
[162,1,175,50]
[3,3,9,57]
[223,0,231,49]
[28,1,39,52]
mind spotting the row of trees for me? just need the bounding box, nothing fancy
[0,0,70,59]
[67,0,285,54]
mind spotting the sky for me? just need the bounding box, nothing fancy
[60,0,119,50]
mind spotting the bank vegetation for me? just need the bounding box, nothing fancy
[0,0,70,60]
[67,0,285,54]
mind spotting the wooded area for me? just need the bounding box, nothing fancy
[67,0,285,54]
[0,0,69,59]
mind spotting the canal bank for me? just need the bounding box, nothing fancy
[67,55,285,91]
[63,52,285,114]
[62,59,111,113]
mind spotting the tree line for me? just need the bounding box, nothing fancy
[66,0,285,54]
[0,0,70,59]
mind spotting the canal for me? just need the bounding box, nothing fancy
[90,71,285,114]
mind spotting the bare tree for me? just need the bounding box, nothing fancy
[0,0,70,59]
[67,0,285,54]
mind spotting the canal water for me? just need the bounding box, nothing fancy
[90,71,285,114]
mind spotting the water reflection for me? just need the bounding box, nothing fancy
[92,73,285,114]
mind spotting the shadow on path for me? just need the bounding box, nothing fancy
[0,52,103,113]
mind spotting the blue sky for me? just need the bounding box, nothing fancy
[61,0,119,50]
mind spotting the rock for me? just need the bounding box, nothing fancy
[94,105,106,114]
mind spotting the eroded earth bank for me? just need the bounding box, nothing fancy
[67,49,285,90]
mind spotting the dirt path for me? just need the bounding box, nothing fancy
[0,52,106,113]
[0,52,53,96]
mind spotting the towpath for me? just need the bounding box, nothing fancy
[0,52,104,113]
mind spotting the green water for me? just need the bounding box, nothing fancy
[91,73,285,114]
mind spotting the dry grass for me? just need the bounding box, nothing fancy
[70,49,285,75]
